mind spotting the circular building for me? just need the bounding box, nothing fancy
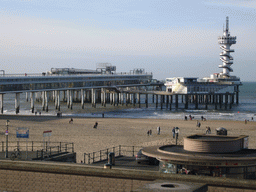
[142,134,256,179]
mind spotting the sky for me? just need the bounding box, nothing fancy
[1,0,256,81]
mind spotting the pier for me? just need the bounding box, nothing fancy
[0,72,239,114]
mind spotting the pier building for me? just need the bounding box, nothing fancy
[0,65,162,114]
[142,134,256,180]
[164,17,242,107]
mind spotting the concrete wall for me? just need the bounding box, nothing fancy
[0,161,256,192]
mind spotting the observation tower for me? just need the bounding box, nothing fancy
[218,17,236,77]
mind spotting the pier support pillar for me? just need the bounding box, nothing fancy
[45,91,48,112]
[145,94,148,108]
[138,93,141,108]
[52,91,55,102]
[166,95,169,109]
[57,91,60,111]
[103,90,107,107]
[124,93,127,105]
[169,96,172,110]
[205,95,208,110]
[219,94,222,109]
[185,94,188,109]
[110,93,113,105]
[225,93,228,110]
[42,91,45,111]
[117,93,120,106]
[69,90,73,110]
[15,93,20,114]
[133,93,136,107]
[26,92,29,102]
[63,91,66,102]
[214,95,218,110]
[152,94,154,103]
[129,93,132,105]
[229,94,232,109]
[160,95,163,110]
[0,94,3,114]
[195,94,198,109]
[155,95,158,108]
[100,88,105,107]
[114,93,117,106]
[175,94,178,109]
[31,92,35,113]
[236,87,239,104]
[121,93,124,106]
[67,90,70,108]
[55,91,58,110]
[81,89,84,109]
[91,89,96,108]
[170,95,173,104]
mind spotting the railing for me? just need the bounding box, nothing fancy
[35,144,73,160]
[0,141,74,153]
[83,145,142,164]
[0,71,152,78]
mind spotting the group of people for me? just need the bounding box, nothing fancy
[147,126,161,136]
[147,129,152,136]
[147,126,179,139]
[184,115,194,121]
[201,116,206,121]
[68,118,98,129]
[205,126,211,134]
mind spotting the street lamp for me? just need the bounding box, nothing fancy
[5,120,10,158]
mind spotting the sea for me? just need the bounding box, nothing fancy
[1,82,256,121]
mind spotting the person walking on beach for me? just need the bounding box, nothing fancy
[93,122,98,128]
[175,127,180,141]
[172,127,175,138]
[157,126,160,135]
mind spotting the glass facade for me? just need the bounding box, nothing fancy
[159,161,256,179]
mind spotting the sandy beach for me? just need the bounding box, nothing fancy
[0,115,255,162]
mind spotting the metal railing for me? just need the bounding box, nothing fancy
[83,145,142,164]
[0,71,151,78]
[0,141,74,153]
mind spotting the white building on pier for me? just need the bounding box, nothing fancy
[165,17,242,96]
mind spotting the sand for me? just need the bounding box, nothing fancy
[0,115,255,162]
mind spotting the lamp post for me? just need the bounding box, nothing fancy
[5,120,10,158]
